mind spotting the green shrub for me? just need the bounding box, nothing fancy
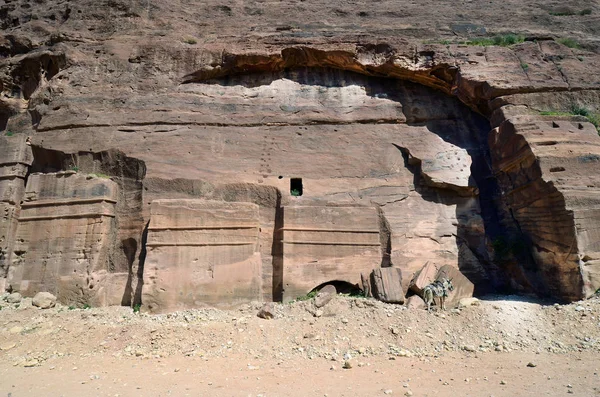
[557,37,580,48]
[5,131,13,136]
[540,106,600,134]
[294,290,317,302]
[520,62,529,71]
[464,34,525,47]
[133,303,141,313]
[291,188,301,197]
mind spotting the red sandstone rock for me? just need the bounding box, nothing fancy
[406,295,426,310]
[369,267,405,304]
[436,265,475,307]
[408,262,439,296]
[1,1,600,308]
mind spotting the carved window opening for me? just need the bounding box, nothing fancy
[290,178,303,196]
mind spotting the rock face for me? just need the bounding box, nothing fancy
[0,135,33,287]
[142,199,262,312]
[8,172,126,306]
[489,114,600,300]
[0,0,599,308]
[281,206,382,301]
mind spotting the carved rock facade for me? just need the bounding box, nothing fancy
[1,1,600,309]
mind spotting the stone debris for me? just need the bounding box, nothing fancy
[257,303,275,319]
[406,295,426,310]
[458,297,480,308]
[32,292,57,309]
[6,292,22,304]
[368,267,405,304]
[408,262,439,296]
[314,284,337,308]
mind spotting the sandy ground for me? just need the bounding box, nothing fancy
[1,294,599,396]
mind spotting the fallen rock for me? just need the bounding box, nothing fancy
[32,292,57,309]
[436,265,474,307]
[23,359,39,367]
[405,295,426,310]
[257,303,275,319]
[6,292,22,304]
[369,267,404,304]
[408,261,438,295]
[18,298,33,310]
[458,297,480,308]
[315,284,337,308]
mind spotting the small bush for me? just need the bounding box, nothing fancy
[557,37,580,48]
[520,62,529,71]
[549,11,576,16]
[5,131,13,136]
[83,304,91,310]
[291,188,301,197]
[579,9,592,16]
[133,303,141,313]
[464,34,525,47]
[70,166,79,172]
[294,290,317,302]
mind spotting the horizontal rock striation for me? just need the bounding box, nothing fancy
[490,114,600,300]
[1,0,600,307]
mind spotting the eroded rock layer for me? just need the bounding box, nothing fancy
[490,114,600,300]
[1,0,600,308]
[142,199,262,312]
[8,172,125,306]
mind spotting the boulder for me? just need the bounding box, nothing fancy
[32,292,57,309]
[369,267,404,304]
[458,297,480,308]
[6,292,22,304]
[406,295,426,310]
[257,302,275,319]
[408,261,439,295]
[436,265,474,307]
[315,284,337,308]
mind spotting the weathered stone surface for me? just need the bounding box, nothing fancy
[408,262,439,296]
[32,291,56,309]
[436,265,475,307]
[8,173,122,306]
[314,284,337,308]
[458,297,480,308]
[281,206,382,302]
[6,292,21,304]
[0,136,33,284]
[257,303,275,319]
[142,199,262,312]
[369,267,405,304]
[406,295,426,310]
[489,114,600,300]
[1,0,600,306]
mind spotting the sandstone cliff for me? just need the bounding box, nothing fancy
[1,0,599,310]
